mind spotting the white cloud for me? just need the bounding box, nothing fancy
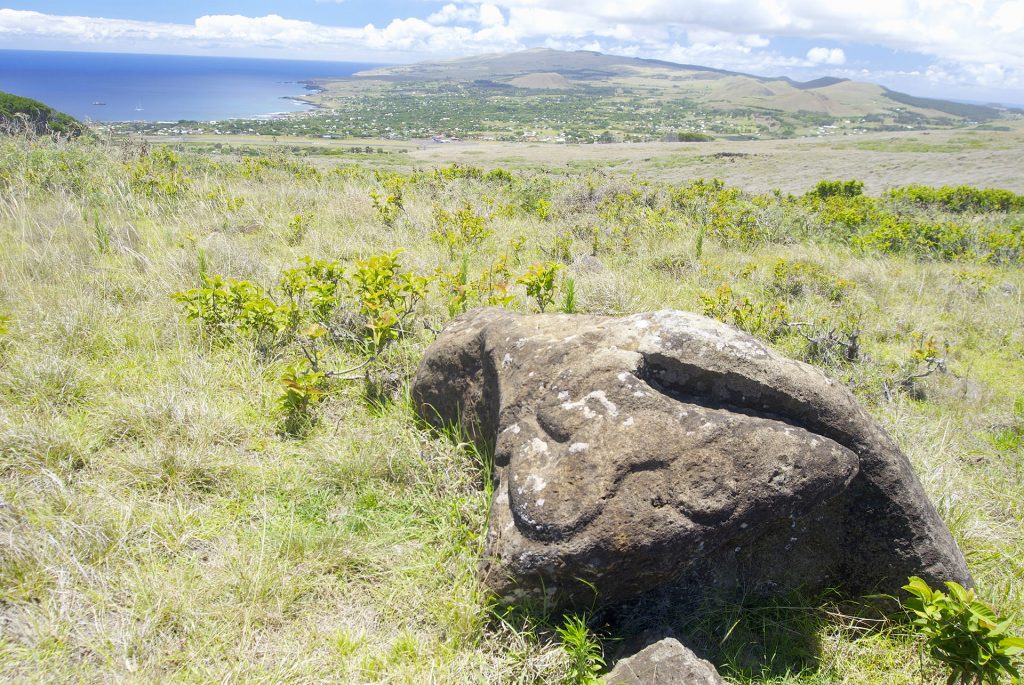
[428,3,505,27]
[479,4,507,27]
[490,1,1023,81]
[806,47,846,65]
[0,8,520,58]
[428,4,478,25]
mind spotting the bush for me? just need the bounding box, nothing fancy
[886,184,1024,213]
[805,179,864,201]
[853,216,971,259]
[767,258,852,302]
[699,283,790,342]
[903,576,1024,684]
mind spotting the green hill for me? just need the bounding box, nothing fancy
[352,48,1003,122]
[0,91,86,136]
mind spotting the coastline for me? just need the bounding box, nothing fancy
[283,81,328,112]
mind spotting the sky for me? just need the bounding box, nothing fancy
[1,1,1022,105]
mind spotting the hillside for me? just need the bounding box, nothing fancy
[0,91,86,137]
[350,48,1003,123]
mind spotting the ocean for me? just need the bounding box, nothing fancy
[0,50,380,123]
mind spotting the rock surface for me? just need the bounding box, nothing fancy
[604,638,725,685]
[412,308,971,609]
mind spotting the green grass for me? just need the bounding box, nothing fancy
[839,138,989,153]
[1,134,1022,683]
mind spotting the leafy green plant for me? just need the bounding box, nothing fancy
[705,197,774,248]
[534,197,552,220]
[432,203,492,257]
[699,283,790,342]
[127,145,192,198]
[92,209,110,254]
[597,188,672,252]
[436,249,519,317]
[517,261,563,313]
[805,179,864,201]
[768,258,851,302]
[852,216,972,260]
[370,170,407,227]
[556,614,605,685]
[886,184,1024,213]
[173,275,281,343]
[902,576,1024,684]
[694,223,706,262]
[909,332,942,364]
[286,212,313,246]
[348,250,429,354]
[546,233,574,263]
[561,277,577,314]
[436,256,473,318]
[278,359,329,436]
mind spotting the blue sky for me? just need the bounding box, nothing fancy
[1,1,1022,104]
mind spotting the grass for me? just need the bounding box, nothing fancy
[1,131,1022,683]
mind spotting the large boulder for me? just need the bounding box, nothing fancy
[412,308,971,609]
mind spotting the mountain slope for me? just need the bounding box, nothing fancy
[353,49,1002,122]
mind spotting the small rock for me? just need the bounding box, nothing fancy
[605,638,725,685]
[573,254,605,273]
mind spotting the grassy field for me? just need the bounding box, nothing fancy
[1,131,1022,683]
[147,123,1024,195]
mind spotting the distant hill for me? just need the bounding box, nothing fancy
[0,92,86,136]
[354,48,1003,123]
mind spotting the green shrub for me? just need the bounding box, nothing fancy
[806,179,864,201]
[175,251,429,357]
[768,258,852,302]
[432,203,492,257]
[347,250,430,354]
[853,216,971,259]
[902,576,1024,684]
[172,275,286,348]
[517,261,563,313]
[556,614,604,685]
[978,223,1024,264]
[809,194,882,235]
[370,170,408,226]
[886,185,1024,213]
[597,188,673,251]
[277,359,329,436]
[674,131,715,142]
[699,283,790,342]
[127,146,193,199]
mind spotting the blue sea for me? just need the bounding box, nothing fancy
[0,50,380,122]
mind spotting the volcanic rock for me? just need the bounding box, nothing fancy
[411,308,971,609]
